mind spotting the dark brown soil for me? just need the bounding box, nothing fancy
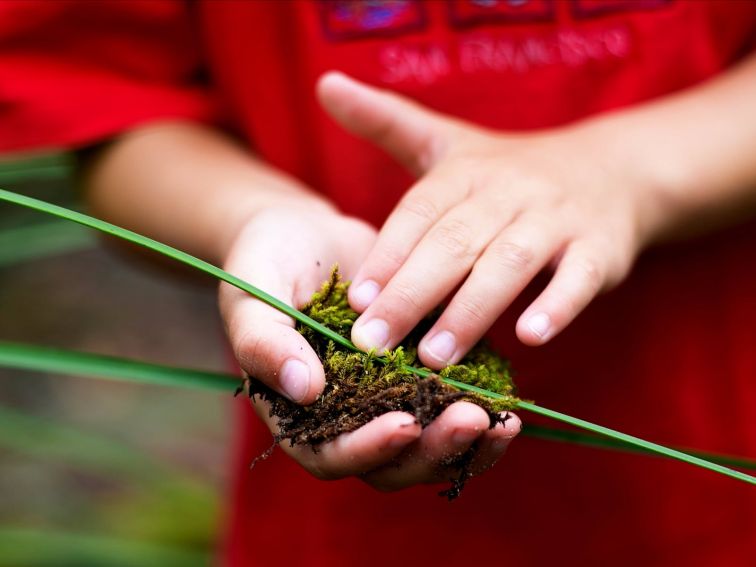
[240,269,519,499]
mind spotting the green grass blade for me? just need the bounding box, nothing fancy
[519,401,755,484]
[0,401,168,479]
[2,340,755,476]
[0,341,239,393]
[0,399,219,488]
[0,399,218,545]
[0,528,208,567]
[521,424,756,471]
[442,377,756,483]
[0,188,356,352]
[0,220,94,267]
[1,188,754,486]
[0,153,73,184]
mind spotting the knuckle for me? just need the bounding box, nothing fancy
[398,194,439,224]
[431,218,473,259]
[573,256,604,294]
[604,256,631,289]
[233,328,268,376]
[413,134,440,173]
[453,295,489,326]
[377,245,407,273]
[488,240,534,272]
[361,108,398,149]
[391,282,424,312]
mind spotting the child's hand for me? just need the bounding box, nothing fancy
[219,206,520,489]
[318,72,656,369]
[220,206,374,405]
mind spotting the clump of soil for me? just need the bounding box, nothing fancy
[241,268,520,499]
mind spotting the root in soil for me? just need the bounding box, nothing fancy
[241,268,520,499]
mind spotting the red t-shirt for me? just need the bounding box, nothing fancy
[2,1,755,566]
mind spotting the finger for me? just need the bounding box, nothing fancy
[417,218,561,368]
[349,168,468,312]
[264,408,422,480]
[361,401,495,491]
[516,241,612,346]
[219,210,375,405]
[220,270,325,405]
[351,196,506,354]
[467,412,522,476]
[317,71,454,175]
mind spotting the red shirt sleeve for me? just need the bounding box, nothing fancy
[0,0,218,153]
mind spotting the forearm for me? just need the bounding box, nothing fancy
[81,121,336,264]
[579,53,756,243]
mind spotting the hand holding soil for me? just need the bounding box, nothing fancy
[241,270,521,497]
[220,209,520,495]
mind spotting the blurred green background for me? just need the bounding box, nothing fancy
[0,154,231,566]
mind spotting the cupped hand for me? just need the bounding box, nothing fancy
[259,401,520,491]
[219,205,374,404]
[318,72,656,369]
[219,206,520,488]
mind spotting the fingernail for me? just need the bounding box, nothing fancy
[280,359,310,402]
[351,280,380,309]
[451,428,479,446]
[425,330,457,364]
[353,318,390,351]
[527,312,551,341]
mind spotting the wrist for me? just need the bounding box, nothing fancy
[566,114,684,248]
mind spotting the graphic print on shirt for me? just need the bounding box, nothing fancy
[317,0,675,85]
[318,0,674,37]
[570,0,672,19]
[318,0,427,40]
[447,0,556,27]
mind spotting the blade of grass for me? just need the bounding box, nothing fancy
[0,400,170,478]
[1,188,754,485]
[440,376,756,484]
[0,528,208,567]
[517,401,756,484]
[0,340,238,392]
[0,188,356,352]
[0,220,94,267]
[0,401,218,537]
[2,340,756,474]
[0,153,73,184]
[522,424,756,471]
[0,397,223,485]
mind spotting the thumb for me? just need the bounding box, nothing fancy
[317,71,453,175]
[219,270,326,406]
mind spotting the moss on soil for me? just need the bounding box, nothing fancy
[242,268,520,499]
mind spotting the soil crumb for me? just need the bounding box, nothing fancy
[242,268,520,499]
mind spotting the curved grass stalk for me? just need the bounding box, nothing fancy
[0,528,208,567]
[521,424,756,471]
[1,188,754,486]
[2,340,756,473]
[0,220,94,267]
[0,399,217,523]
[0,340,238,392]
[0,152,73,184]
[0,397,177,478]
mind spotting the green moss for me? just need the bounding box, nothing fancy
[298,267,519,413]
[245,267,521,498]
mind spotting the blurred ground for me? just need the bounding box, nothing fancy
[0,157,231,565]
